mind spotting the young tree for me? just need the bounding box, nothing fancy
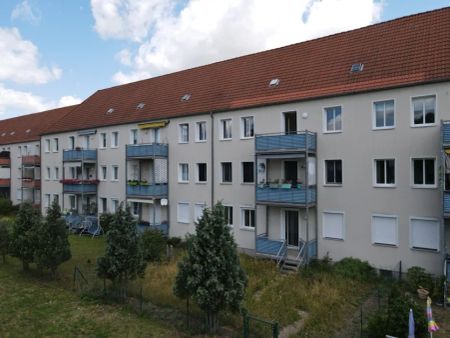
[10,202,41,271]
[174,202,247,332]
[34,200,71,277]
[97,203,146,299]
[0,219,11,263]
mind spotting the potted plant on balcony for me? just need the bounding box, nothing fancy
[281,179,292,189]
[296,180,303,189]
[269,179,279,189]
[128,179,138,186]
[140,180,150,186]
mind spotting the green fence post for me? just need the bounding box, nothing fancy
[272,321,279,338]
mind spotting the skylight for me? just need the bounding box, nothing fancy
[10,131,15,135]
[0,133,4,137]
[106,108,114,114]
[350,63,364,73]
[26,129,31,133]
[269,78,280,87]
[181,94,191,102]
[136,103,145,109]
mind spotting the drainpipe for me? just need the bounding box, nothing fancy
[210,111,214,207]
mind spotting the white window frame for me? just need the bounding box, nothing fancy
[220,118,232,140]
[178,123,189,143]
[53,138,59,152]
[68,136,75,150]
[221,162,232,184]
[196,163,207,183]
[240,116,255,139]
[100,165,107,181]
[17,188,22,201]
[410,157,437,189]
[54,166,59,180]
[111,165,119,181]
[69,195,77,210]
[99,197,107,213]
[44,194,51,208]
[323,105,342,133]
[177,202,190,224]
[111,131,119,148]
[111,199,119,213]
[223,205,234,227]
[409,217,440,252]
[371,214,398,246]
[322,211,345,240]
[99,133,107,149]
[194,203,206,222]
[45,167,51,180]
[410,94,437,127]
[241,161,254,184]
[17,146,21,157]
[373,158,396,187]
[240,207,255,230]
[178,163,189,183]
[324,159,343,186]
[44,139,50,153]
[196,121,207,142]
[372,99,395,130]
[130,129,138,145]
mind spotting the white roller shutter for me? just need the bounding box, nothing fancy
[411,218,439,251]
[322,212,344,239]
[177,202,190,223]
[372,215,397,245]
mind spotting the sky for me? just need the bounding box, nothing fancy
[0,0,448,119]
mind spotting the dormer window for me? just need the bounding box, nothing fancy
[350,63,364,73]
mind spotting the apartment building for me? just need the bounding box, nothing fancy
[0,8,449,275]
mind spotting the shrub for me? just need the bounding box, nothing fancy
[141,229,166,262]
[0,198,13,215]
[99,212,114,234]
[167,236,182,248]
[0,219,10,263]
[406,266,433,292]
[334,257,376,282]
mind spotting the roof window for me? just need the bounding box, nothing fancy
[269,78,280,87]
[106,108,114,114]
[181,94,191,102]
[1,133,4,137]
[10,131,15,135]
[350,63,364,73]
[136,103,145,109]
[26,129,31,133]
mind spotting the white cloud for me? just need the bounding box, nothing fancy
[57,95,82,107]
[11,0,41,25]
[91,0,384,84]
[0,27,61,84]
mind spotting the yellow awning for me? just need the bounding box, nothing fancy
[138,120,168,129]
[445,149,450,154]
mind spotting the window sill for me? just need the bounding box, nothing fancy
[240,136,254,140]
[239,226,255,232]
[220,182,232,185]
[410,247,439,254]
[241,182,254,185]
[178,221,190,225]
[410,123,437,128]
[220,138,232,142]
[372,243,398,248]
[196,181,208,184]
[411,185,437,189]
[373,184,396,188]
[111,179,119,182]
[110,146,119,149]
[372,126,395,131]
[178,141,189,144]
[178,181,189,184]
[195,140,207,143]
[323,130,342,134]
[323,237,344,241]
[323,183,342,187]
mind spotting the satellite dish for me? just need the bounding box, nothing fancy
[161,198,168,206]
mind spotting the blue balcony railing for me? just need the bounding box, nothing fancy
[127,184,168,198]
[126,143,168,158]
[444,191,450,215]
[256,185,316,205]
[137,222,168,236]
[256,234,285,256]
[256,131,316,153]
[63,149,97,162]
[63,183,97,194]
[443,123,450,146]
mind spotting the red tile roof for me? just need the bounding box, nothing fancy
[47,7,450,134]
[0,105,77,145]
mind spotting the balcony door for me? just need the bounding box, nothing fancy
[284,161,298,183]
[285,210,299,247]
[284,111,297,134]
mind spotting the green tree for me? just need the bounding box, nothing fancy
[141,228,166,262]
[0,219,11,263]
[10,202,41,271]
[35,200,71,277]
[174,202,247,332]
[97,203,146,299]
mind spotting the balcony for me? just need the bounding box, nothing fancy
[22,155,40,166]
[256,185,316,206]
[126,183,168,198]
[0,158,10,166]
[126,143,168,159]
[255,131,316,154]
[63,149,97,162]
[443,122,450,147]
[444,191,450,216]
[137,221,168,236]
[0,179,10,187]
[22,179,41,189]
[61,179,99,194]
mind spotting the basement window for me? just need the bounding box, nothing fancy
[181,94,191,102]
[350,63,364,73]
[269,78,280,87]
[136,103,145,109]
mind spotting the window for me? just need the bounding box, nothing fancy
[53,138,59,152]
[44,139,50,152]
[410,218,439,251]
[100,166,107,181]
[130,129,138,144]
[111,131,119,148]
[178,163,189,183]
[17,146,21,157]
[241,208,255,228]
[69,195,76,210]
[70,167,76,179]
[151,128,161,143]
[84,135,90,149]
[221,162,232,183]
[241,116,254,138]
[177,202,190,223]
[322,212,345,240]
[111,199,119,213]
[100,198,107,213]
[17,188,22,201]
[242,162,254,183]
[412,158,436,187]
[224,206,233,226]
[111,166,119,181]
[372,215,398,246]
[44,194,51,208]
[324,106,342,132]
[373,100,395,129]
[220,119,232,140]
[196,121,207,142]
[99,133,107,148]
[132,202,139,216]
[179,124,189,143]
[23,145,28,155]
[194,203,206,222]
[45,167,51,180]
[69,136,75,150]
[53,194,59,205]
[325,160,342,185]
[412,95,436,126]
[54,167,59,180]
[197,163,207,182]
[374,159,395,186]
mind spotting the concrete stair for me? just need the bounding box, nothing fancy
[280,258,302,273]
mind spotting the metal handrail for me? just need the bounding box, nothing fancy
[255,130,316,137]
[276,240,287,267]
